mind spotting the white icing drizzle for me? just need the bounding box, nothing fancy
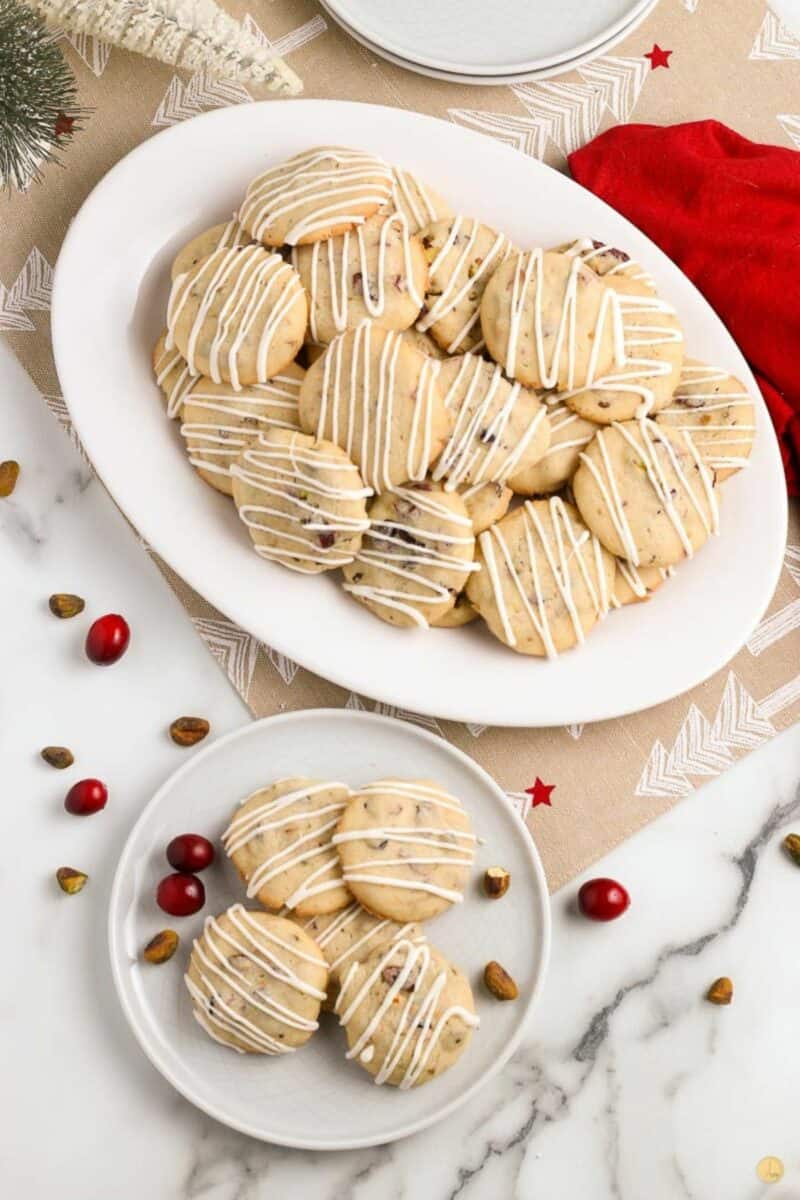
[166,245,305,390]
[222,780,352,909]
[432,354,548,490]
[479,496,611,658]
[292,211,424,343]
[332,781,476,902]
[502,249,624,390]
[181,374,302,480]
[416,215,513,353]
[334,938,479,1089]
[239,147,393,245]
[560,291,683,418]
[231,430,371,573]
[315,320,442,492]
[538,396,595,461]
[562,236,655,289]
[657,363,755,470]
[154,341,196,419]
[611,559,674,607]
[578,418,720,566]
[390,167,444,231]
[343,486,479,628]
[185,904,326,1055]
[303,902,425,975]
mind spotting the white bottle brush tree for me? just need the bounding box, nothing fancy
[25,0,301,90]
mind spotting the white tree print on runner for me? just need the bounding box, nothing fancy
[636,672,776,799]
[565,724,584,741]
[747,544,800,655]
[191,616,258,697]
[784,544,800,587]
[59,30,112,76]
[511,81,607,158]
[242,13,327,58]
[749,10,800,59]
[576,56,648,124]
[447,109,551,159]
[264,646,300,686]
[0,249,54,332]
[505,791,532,820]
[344,692,444,737]
[778,113,800,149]
[466,723,487,739]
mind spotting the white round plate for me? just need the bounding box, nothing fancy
[321,0,662,85]
[323,0,653,75]
[108,709,550,1148]
[52,101,787,728]
[322,0,659,83]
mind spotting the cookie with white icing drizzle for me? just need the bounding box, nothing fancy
[291,210,427,344]
[171,218,253,281]
[561,277,685,424]
[573,419,719,567]
[417,216,515,354]
[655,359,755,482]
[223,777,353,915]
[239,146,393,247]
[341,482,478,628]
[298,322,450,492]
[382,166,453,235]
[185,904,327,1055]
[611,560,674,607]
[480,249,620,392]
[403,326,447,359]
[430,592,479,628]
[332,779,476,922]
[433,353,551,492]
[555,236,657,293]
[334,938,478,1088]
[507,395,597,495]
[458,480,512,534]
[181,364,304,496]
[152,330,195,420]
[231,428,371,574]
[466,497,616,657]
[167,245,307,389]
[301,902,425,1010]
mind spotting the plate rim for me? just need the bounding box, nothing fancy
[322,0,655,75]
[52,99,788,728]
[107,707,552,1150]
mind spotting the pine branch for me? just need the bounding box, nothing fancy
[25,0,303,91]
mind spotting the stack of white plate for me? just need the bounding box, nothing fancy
[319,0,659,84]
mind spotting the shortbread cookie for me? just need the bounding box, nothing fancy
[167,245,307,388]
[231,428,371,573]
[433,353,550,491]
[508,396,596,495]
[181,365,304,496]
[556,236,657,293]
[341,483,478,627]
[298,322,450,492]
[332,779,477,922]
[185,905,327,1055]
[239,147,393,246]
[171,218,253,280]
[403,327,447,359]
[417,216,514,354]
[562,278,684,424]
[384,166,453,235]
[334,939,478,1088]
[480,249,618,391]
[573,419,719,567]
[458,480,512,534]
[611,560,673,607]
[302,903,425,1010]
[223,778,353,916]
[291,210,426,344]
[655,360,755,482]
[152,330,195,419]
[466,497,615,657]
[430,592,479,628]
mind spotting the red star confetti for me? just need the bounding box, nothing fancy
[645,44,672,70]
[525,777,555,808]
[54,112,76,137]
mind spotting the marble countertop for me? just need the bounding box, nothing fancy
[4,345,799,1200]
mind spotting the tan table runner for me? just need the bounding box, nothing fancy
[3,0,799,889]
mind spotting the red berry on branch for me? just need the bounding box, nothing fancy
[156,872,205,917]
[577,877,630,922]
[166,834,215,873]
[85,613,130,665]
[64,778,108,816]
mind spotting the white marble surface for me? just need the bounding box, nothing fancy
[3,346,800,1200]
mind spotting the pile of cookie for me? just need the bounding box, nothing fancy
[153,145,757,657]
[186,777,482,1089]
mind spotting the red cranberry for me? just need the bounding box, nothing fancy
[156,872,205,917]
[166,833,215,873]
[64,777,108,816]
[578,877,630,922]
[85,613,130,665]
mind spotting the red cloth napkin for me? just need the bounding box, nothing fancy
[569,120,800,496]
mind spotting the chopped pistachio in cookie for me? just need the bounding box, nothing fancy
[655,359,756,482]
